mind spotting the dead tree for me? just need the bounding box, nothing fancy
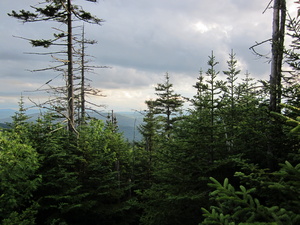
[74,25,108,125]
[249,0,286,113]
[270,0,286,112]
[9,0,103,133]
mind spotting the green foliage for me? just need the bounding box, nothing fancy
[8,10,38,22]
[192,69,209,110]
[9,96,31,137]
[5,2,300,224]
[271,104,300,137]
[22,113,83,224]
[30,39,53,48]
[269,161,300,211]
[205,51,225,113]
[8,1,103,25]
[74,119,135,224]
[138,158,208,225]
[137,51,274,225]
[138,100,162,180]
[200,102,300,225]
[200,172,300,225]
[270,104,300,163]
[284,13,300,107]
[151,72,184,134]
[1,203,39,225]
[0,131,40,224]
[2,46,299,225]
[8,0,103,48]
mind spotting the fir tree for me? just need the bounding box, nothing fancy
[0,131,40,224]
[151,72,184,136]
[204,51,227,161]
[9,96,31,138]
[191,69,209,111]
[284,11,300,107]
[138,100,161,183]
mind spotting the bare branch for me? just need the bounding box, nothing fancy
[24,51,67,55]
[263,0,273,14]
[51,55,69,63]
[27,64,66,72]
[85,100,106,108]
[249,39,272,58]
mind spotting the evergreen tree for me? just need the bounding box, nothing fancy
[138,100,161,183]
[138,53,231,225]
[200,169,300,225]
[151,72,184,136]
[20,112,137,224]
[203,51,227,161]
[191,69,209,111]
[223,50,241,109]
[221,50,241,152]
[0,131,40,224]
[75,119,135,224]
[200,104,300,225]
[20,113,83,224]
[9,96,31,139]
[238,71,259,108]
[284,10,300,108]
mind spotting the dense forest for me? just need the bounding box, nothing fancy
[1,0,300,225]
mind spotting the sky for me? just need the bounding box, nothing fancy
[0,0,297,112]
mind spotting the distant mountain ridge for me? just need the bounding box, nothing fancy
[0,109,16,120]
[0,109,143,141]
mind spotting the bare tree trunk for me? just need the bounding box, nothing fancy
[270,0,286,112]
[67,0,75,132]
[267,0,286,170]
[277,0,286,108]
[81,26,86,125]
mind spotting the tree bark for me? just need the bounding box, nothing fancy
[67,0,75,132]
[81,26,86,125]
[270,0,286,112]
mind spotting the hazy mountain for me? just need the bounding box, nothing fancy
[95,111,144,141]
[0,109,144,141]
[0,109,15,120]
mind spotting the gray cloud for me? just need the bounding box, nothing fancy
[84,0,274,75]
[0,0,297,111]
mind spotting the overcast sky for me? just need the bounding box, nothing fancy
[0,0,297,112]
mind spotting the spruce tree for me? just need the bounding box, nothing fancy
[139,53,231,225]
[200,103,300,224]
[221,50,241,153]
[200,102,300,225]
[151,72,184,136]
[27,114,84,224]
[76,119,134,224]
[204,51,227,161]
[138,100,161,183]
[0,131,40,224]
[284,10,300,108]
[9,96,31,140]
[191,69,209,111]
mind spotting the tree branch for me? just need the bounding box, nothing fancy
[249,39,272,58]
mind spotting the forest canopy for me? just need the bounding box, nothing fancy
[1,0,300,224]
